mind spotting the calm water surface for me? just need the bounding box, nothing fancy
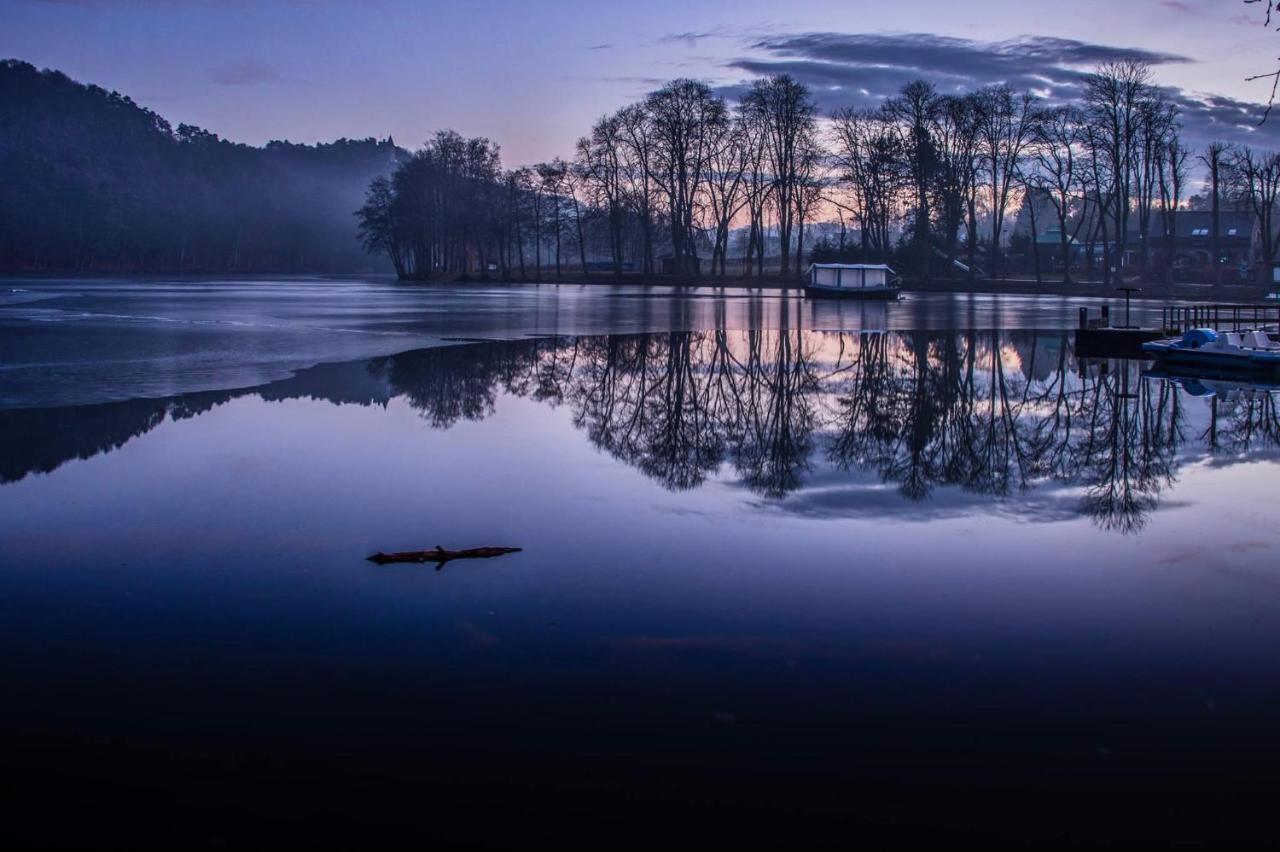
[2,278,1279,845]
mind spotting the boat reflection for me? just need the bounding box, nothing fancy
[4,326,1278,533]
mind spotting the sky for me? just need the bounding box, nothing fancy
[5,0,1280,163]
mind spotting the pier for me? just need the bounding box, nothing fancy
[1076,301,1280,359]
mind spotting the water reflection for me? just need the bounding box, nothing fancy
[4,328,1278,532]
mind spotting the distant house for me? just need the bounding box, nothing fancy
[1034,226,1085,268]
[1123,210,1255,273]
[1033,210,1258,281]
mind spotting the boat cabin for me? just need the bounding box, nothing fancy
[807,263,896,292]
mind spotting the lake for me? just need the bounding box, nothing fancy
[2,278,1279,846]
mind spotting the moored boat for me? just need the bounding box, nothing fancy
[805,263,900,300]
[1141,327,1280,377]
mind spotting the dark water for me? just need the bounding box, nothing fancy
[3,281,1280,846]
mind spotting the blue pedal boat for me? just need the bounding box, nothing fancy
[1141,328,1280,377]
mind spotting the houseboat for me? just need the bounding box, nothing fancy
[806,263,900,300]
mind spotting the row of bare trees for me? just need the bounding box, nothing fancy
[832,62,1193,285]
[357,76,821,281]
[568,76,822,278]
[359,62,1280,286]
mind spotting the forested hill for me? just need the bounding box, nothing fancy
[0,59,406,274]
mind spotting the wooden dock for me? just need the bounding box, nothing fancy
[1075,302,1279,360]
[1072,306,1162,358]
[1075,327,1163,359]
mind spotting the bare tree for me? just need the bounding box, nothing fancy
[615,103,659,276]
[1085,61,1156,283]
[831,107,904,259]
[885,80,940,279]
[1245,0,1280,121]
[1199,141,1232,288]
[933,94,982,276]
[647,79,726,276]
[1228,146,1280,283]
[739,104,772,276]
[1155,136,1189,284]
[1017,159,1045,285]
[704,114,750,275]
[1080,114,1117,284]
[792,136,824,275]
[577,114,627,278]
[975,84,1038,279]
[1029,105,1090,284]
[742,74,818,277]
[1132,95,1179,282]
[561,160,592,277]
[535,159,569,280]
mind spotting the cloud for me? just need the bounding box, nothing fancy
[659,29,725,47]
[722,31,1280,148]
[752,31,1189,72]
[599,75,666,86]
[210,58,279,87]
[722,31,1189,113]
[1173,88,1280,145]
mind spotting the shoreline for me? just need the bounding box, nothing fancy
[6,270,1273,303]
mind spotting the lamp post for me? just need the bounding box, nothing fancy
[1115,286,1141,329]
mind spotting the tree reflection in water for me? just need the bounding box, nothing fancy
[4,326,1279,533]
[372,326,1276,532]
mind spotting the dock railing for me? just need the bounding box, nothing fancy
[1160,303,1280,335]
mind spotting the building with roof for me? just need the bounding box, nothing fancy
[1031,210,1259,283]
[1124,210,1255,275]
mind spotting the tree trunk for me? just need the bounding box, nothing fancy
[1027,196,1042,285]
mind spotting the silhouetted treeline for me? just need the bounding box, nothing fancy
[0,59,404,273]
[8,57,1280,284]
[359,77,821,281]
[361,62,1280,287]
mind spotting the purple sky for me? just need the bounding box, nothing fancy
[5,0,1280,162]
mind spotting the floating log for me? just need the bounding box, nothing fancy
[367,545,522,568]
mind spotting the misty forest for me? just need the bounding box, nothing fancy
[0,59,402,274]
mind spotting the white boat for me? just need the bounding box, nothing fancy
[1141,328,1280,377]
[806,263,900,300]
